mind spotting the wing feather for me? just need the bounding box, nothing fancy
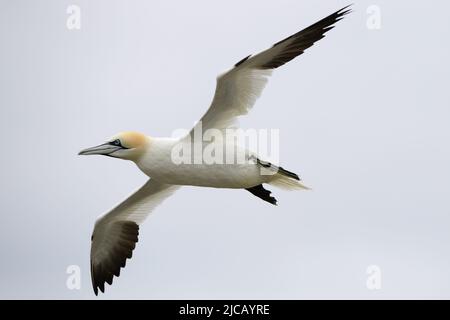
[90,180,178,295]
[189,6,351,135]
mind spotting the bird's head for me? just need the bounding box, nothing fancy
[79,131,149,161]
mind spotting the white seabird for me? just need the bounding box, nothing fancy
[79,6,351,295]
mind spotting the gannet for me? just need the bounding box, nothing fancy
[79,6,351,295]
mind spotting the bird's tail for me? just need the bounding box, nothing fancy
[254,157,310,190]
[269,172,310,190]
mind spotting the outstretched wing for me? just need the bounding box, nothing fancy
[189,6,351,135]
[90,179,178,295]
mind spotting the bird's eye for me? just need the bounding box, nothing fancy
[110,139,121,146]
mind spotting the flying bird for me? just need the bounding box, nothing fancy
[79,6,351,295]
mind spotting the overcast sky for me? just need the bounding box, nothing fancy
[1,0,450,299]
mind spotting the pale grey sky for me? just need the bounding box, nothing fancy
[1,0,450,299]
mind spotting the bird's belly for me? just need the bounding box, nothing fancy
[139,162,267,189]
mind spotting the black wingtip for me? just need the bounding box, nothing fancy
[340,4,353,11]
[259,5,353,69]
[235,54,251,67]
[337,4,353,12]
[336,5,353,22]
[328,4,353,24]
[91,221,140,296]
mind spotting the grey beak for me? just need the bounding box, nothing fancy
[78,143,122,156]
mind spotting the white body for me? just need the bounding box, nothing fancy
[136,137,270,188]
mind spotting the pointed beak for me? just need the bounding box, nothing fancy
[78,143,122,156]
